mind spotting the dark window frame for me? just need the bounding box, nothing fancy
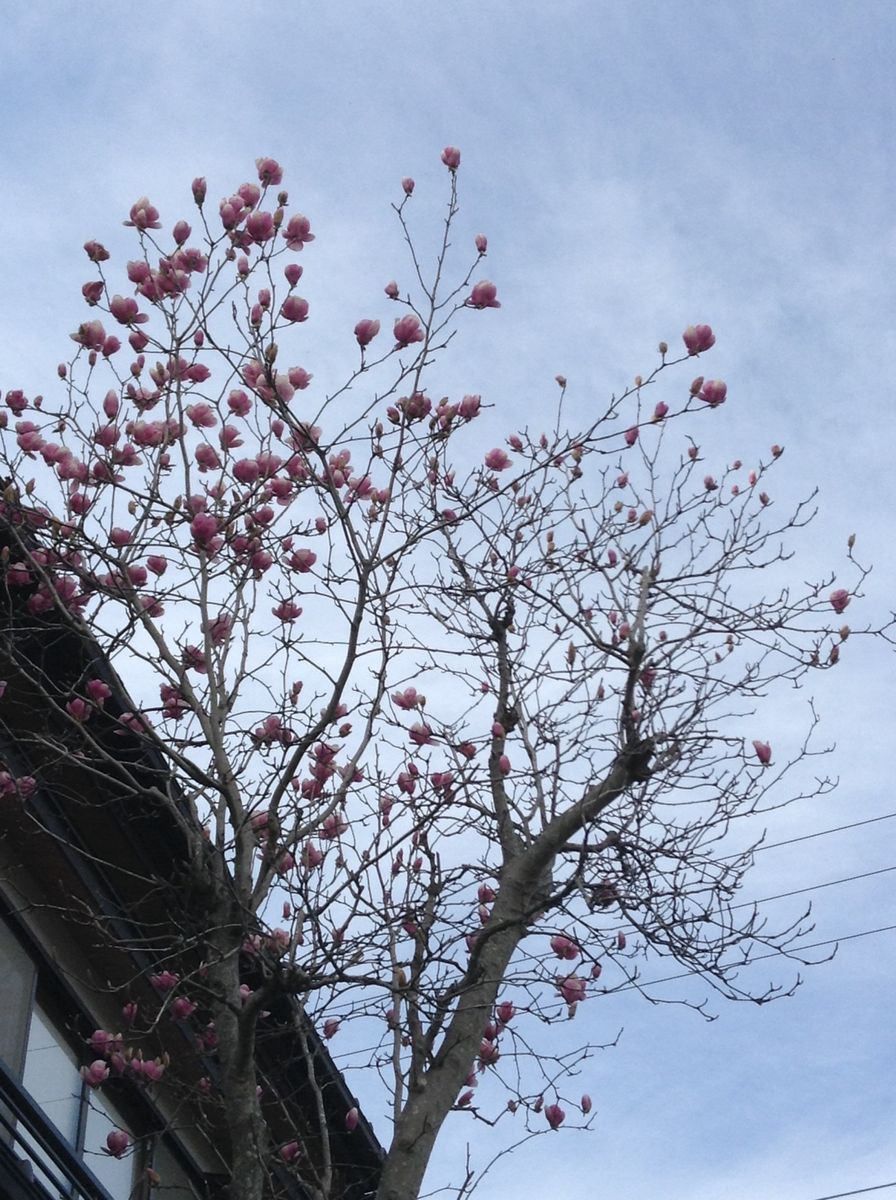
[0,906,213,1200]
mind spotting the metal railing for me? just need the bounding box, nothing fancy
[0,1057,115,1200]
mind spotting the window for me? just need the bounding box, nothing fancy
[0,916,35,1081]
[0,917,207,1200]
[18,1003,136,1199]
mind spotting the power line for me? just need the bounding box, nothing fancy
[616,922,896,995]
[615,865,896,942]
[802,1182,896,1200]
[734,864,896,912]
[749,811,896,855]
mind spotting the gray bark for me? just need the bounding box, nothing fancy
[375,751,643,1200]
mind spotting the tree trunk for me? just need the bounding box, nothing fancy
[375,874,533,1200]
[209,955,267,1200]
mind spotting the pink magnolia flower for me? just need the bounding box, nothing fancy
[84,240,110,263]
[830,588,850,615]
[466,280,501,309]
[557,975,586,1005]
[124,198,161,230]
[496,1000,515,1025]
[82,280,104,305]
[698,380,727,407]
[682,324,716,355]
[323,1018,341,1040]
[441,146,461,169]
[186,403,217,428]
[475,234,488,254]
[160,684,187,719]
[301,842,324,871]
[397,769,416,796]
[150,971,179,993]
[110,527,132,547]
[273,600,303,622]
[190,513,220,546]
[478,1039,500,1067]
[202,614,231,652]
[138,1058,165,1083]
[118,711,149,736]
[238,184,259,213]
[16,423,44,453]
[392,686,422,710]
[354,318,381,348]
[219,195,248,230]
[109,295,147,326]
[66,697,91,723]
[550,935,582,961]
[624,427,639,447]
[544,1103,566,1130]
[246,210,275,242]
[88,1029,120,1056]
[251,549,273,576]
[288,366,313,390]
[393,314,424,348]
[105,1129,130,1158]
[170,996,197,1021]
[234,457,260,484]
[401,177,415,195]
[581,1093,593,1114]
[279,1141,301,1164]
[172,219,191,245]
[384,280,400,299]
[195,443,220,471]
[6,390,28,414]
[81,1060,110,1087]
[256,157,283,186]
[177,246,207,274]
[752,740,772,766]
[409,722,434,746]
[282,265,303,292]
[227,389,252,417]
[146,555,168,576]
[484,448,511,471]
[345,1107,360,1132]
[71,319,107,351]
[283,213,314,251]
[280,296,309,323]
[287,548,317,573]
[192,177,207,205]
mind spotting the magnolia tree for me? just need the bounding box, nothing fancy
[0,149,875,1200]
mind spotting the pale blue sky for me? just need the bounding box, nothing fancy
[2,4,894,1198]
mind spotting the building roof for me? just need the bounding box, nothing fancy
[0,515,384,1200]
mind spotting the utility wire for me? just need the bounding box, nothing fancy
[748,811,896,856]
[801,1182,896,1200]
[732,864,896,913]
[616,922,896,995]
[614,864,896,940]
